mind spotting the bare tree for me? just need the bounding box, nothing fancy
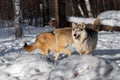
[72,0,82,17]
[65,0,73,16]
[84,0,93,17]
[42,0,50,26]
[54,0,67,28]
[12,0,22,39]
[78,0,89,17]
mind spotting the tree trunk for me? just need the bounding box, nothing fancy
[39,3,43,27]
[84,0,93,17]
[12,0,22,39]
[54,0,59,28]
[42,0,50,26]
[79,0,89,17]
[72,0,82,17]
[54,0,67,28]
[49,0,55,17]
[65,0,73,16]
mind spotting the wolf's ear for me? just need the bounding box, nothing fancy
[81,22,85,28]
[72,22,77,28]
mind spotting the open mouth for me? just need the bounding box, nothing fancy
[74,34,80,39]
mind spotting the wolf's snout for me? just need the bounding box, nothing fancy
[74,34,76,37]
[74,34,80,39]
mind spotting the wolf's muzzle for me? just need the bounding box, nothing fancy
[74,34,80,39]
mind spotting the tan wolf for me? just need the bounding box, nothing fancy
[24,27,73,60]
[72,22,98,55]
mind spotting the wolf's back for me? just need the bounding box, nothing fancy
[24,42,36,52]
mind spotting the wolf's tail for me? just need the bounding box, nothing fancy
[94,17,101,31]
[24,42,36,52]
[94,17,100,26]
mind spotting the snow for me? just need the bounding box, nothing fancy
[98,10,120,26]
[68,10,120,27]
[49,55,120,80]
[98,11,120,20]
[0,11,120,80]
[68,17,95,24]
[0,53,52,80]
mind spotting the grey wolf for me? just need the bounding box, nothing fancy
[72,22,98,55]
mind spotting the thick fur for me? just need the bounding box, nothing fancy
[72,22,98,55]
[24,27,73,60]
[94,17,114,31]
[93,17,101,31]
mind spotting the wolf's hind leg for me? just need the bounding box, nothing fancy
[38,45,49,56]
[59,48,71,57]
[55,53,60,60]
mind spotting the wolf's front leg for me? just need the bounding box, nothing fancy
[60,48,72,57]
[83,50,93,55]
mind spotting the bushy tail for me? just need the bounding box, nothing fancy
[94,17,100,26]
[24,42,36,52]
[94,17,101,31]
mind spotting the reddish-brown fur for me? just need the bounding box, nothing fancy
[24,28,73,60]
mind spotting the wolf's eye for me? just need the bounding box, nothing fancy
[79,29,83,31]
[72,28,75,31]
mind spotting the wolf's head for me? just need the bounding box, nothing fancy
[72,22,86,39]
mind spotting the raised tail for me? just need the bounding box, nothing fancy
[24,42,36,52]
[94,17,101,31]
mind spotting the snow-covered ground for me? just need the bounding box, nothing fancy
[0,11,120,80]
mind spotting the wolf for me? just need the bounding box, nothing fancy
[72,22,98,55]
[24,27,73,60]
